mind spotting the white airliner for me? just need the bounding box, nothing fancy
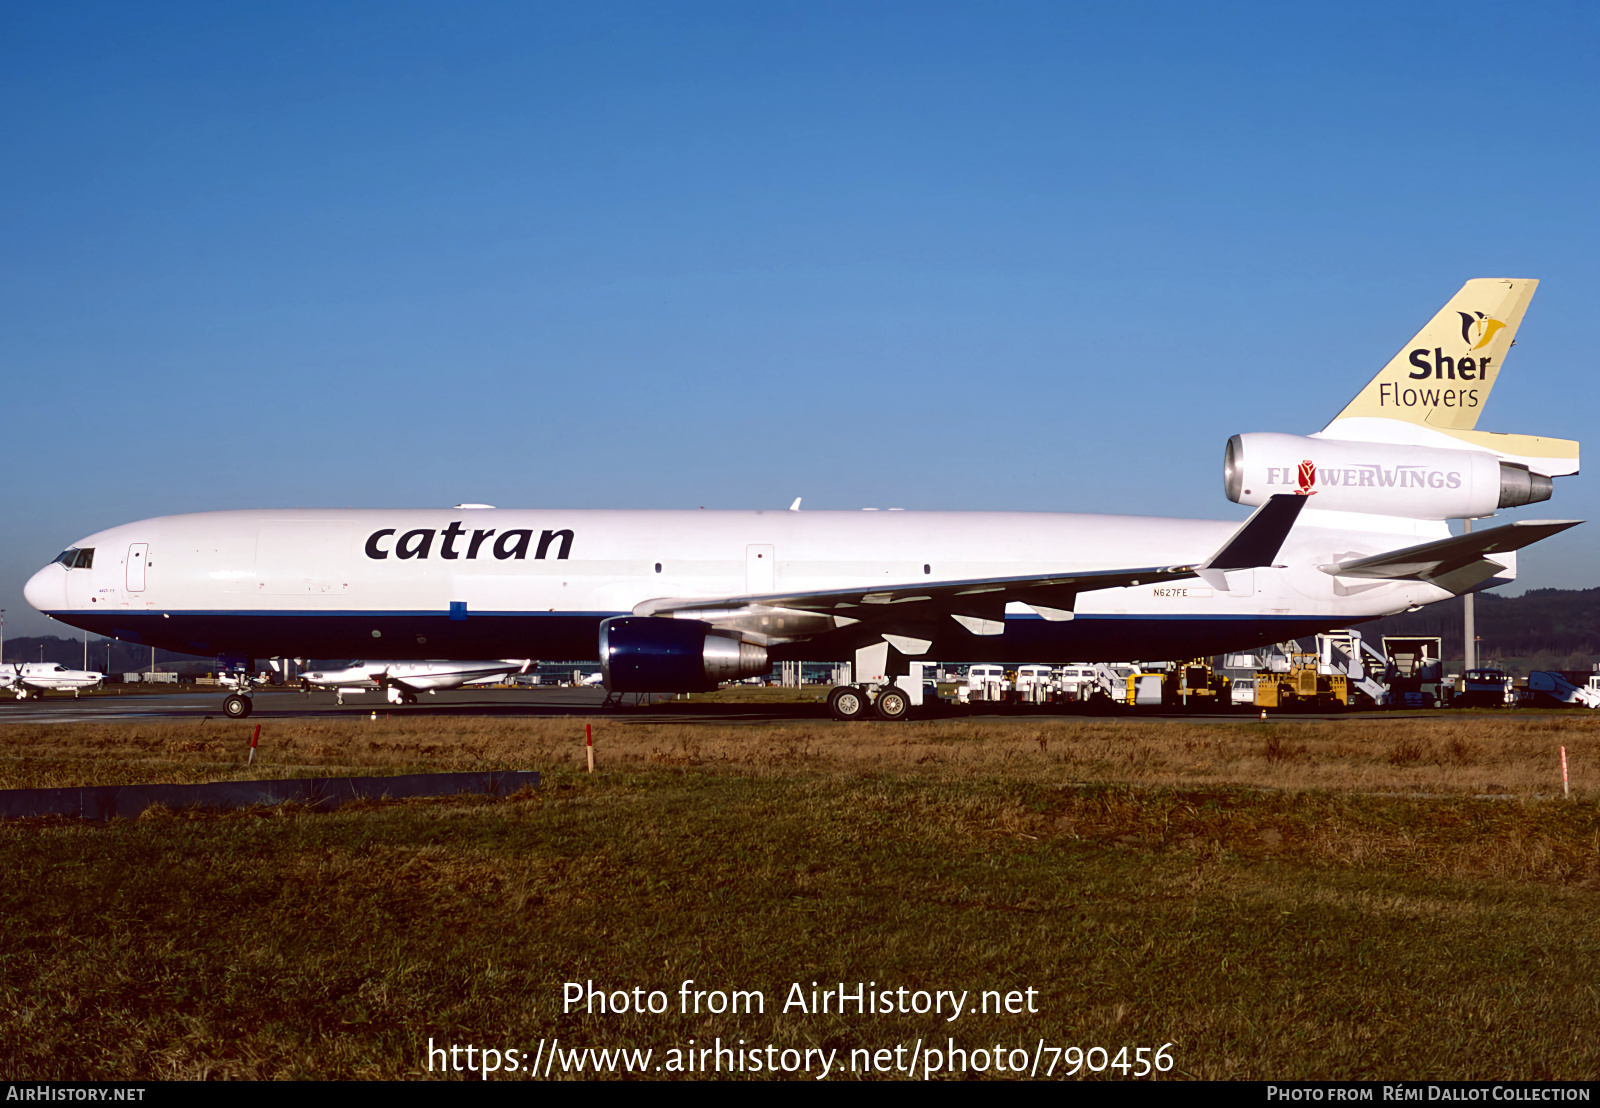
[299,659,532,705]
[24,279,1581,720]
[2,662,105,699]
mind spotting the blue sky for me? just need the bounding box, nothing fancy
[4,1,1597,637]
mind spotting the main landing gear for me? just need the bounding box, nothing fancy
[223,693,253,719]
[827,684,910,722]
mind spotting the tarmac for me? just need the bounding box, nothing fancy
[0,686,1571,726]
[0,686,817,725]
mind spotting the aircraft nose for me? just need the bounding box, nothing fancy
[24,564,67,614]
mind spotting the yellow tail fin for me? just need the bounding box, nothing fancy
[1318,278,1577,477]
[1325,277,1537,432]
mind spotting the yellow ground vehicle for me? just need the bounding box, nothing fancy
[1122,660,1231,708]
[1167,659,1230,708]
[1253,651,1351,710]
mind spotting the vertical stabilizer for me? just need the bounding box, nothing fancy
[1324,278,1536,434]
[1312,278,1577,478]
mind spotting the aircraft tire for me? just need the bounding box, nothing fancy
[828,686,867,721]
[874,688,910,721]
[223,694,253,719]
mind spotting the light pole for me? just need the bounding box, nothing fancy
[1463,519,1475,672]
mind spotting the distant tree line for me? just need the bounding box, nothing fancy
[1359,587,1600,669]
[1,636,212,673]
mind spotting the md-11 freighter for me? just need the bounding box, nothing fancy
[25,280,1581,719]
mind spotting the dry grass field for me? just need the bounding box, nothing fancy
[1,711,1597,1080]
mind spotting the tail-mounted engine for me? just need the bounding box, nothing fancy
[1224,433,1552,520]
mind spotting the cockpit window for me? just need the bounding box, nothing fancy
[54,549,76,566]
[54,548,94,569]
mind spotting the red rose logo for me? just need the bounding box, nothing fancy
[1296,459,1317,495]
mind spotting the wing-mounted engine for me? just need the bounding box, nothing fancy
[1224,432,1551,520]
[599,616,770,693]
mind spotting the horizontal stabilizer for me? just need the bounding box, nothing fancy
[1319,519,1581,594]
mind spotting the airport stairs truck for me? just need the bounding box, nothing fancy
[1525,671,1600,709]
[1247,631,1388,709]
[1318,630,1389,707]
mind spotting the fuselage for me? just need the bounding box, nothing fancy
[25,506,1458,664]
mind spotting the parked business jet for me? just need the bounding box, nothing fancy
[24,279,1581,720]
[299,659,532,705]
[2,662,105,699]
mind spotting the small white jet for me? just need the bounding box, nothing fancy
[2,662,105,699]
[24,279,1582,721]
[299,659,532,705]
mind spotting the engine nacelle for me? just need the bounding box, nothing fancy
[599,616,770,693]
[1224,433,1552,520]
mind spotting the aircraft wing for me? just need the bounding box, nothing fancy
[635,495,1307,636]
[1319,519,1582,594]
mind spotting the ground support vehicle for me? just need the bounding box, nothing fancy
[1381,636,1445,708]
[959,664,1013,706]
[1124,666,1168,707]
[1524,671,1600,708]
[1316,631,1389,708]
[1054,663,1129,707]
[1230,676,1257,707]
[1457,668,1515,708]
[1253,651,1352,710]
[1013,664,1057,706]
[1163,659,1231,709]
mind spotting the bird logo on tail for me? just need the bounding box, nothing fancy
[1458,311,1506,351]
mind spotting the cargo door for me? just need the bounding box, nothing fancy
[126,543,148,592]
